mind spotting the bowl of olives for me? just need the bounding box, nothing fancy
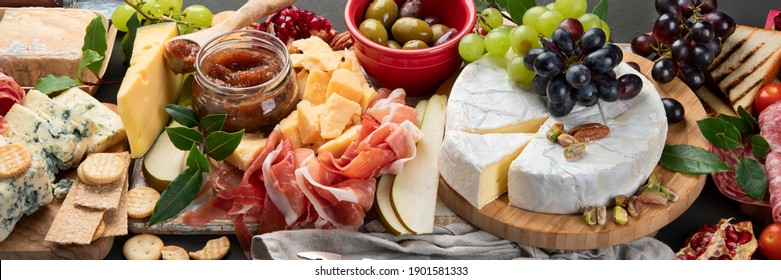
[345,0,476,96]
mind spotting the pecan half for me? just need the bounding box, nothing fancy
[329,31,353,51]
[569,123,610,142]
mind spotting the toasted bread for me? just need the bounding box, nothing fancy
[708,25,781,112]
[695,86,737,117]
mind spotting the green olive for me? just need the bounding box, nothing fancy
[391,17,433,45]
[430,24,450,43]
[364,0,398,29]
[359,19,388,45]
[387,40,402,49]
[402,40,428,50]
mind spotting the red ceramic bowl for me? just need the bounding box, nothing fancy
[345,0,476,96]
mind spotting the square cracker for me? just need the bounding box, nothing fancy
[74,153,130,210]
[102,153,130,237]
[44,182,105,245]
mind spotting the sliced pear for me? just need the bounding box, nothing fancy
[143,122,188,192]
[390,94,447,234]
[375,175,411,235]
[414,100,428,127]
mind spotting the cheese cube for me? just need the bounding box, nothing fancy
[296,69,309,98]
[297,101,324,145]
[225,133,268,170]
[318,125,360,157]
[117,23,182,158]
[320,94,361,139]
[326,69,364,104]
[280,111,302,147]
[303,69,332,105]
[291,37,340,71]
[360,84,378,113]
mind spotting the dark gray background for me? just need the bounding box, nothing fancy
[98,0,779,259]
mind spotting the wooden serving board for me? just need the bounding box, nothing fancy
[438,51,710,250]
[0,105,126,259]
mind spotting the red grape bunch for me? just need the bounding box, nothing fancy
[524,24,643,117]
[631,0,735,90]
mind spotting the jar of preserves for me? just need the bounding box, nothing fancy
[192,30,298,133]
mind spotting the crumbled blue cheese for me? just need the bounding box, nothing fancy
[52,178,75,200]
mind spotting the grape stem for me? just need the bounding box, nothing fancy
[123,0,196,28]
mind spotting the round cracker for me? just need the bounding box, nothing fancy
[123,234,164,260]
[91,220,106,242]
[161,245,190,260]
[127,186,160,219]
[0,144,32,178]
[189,236,230,260]
[78,153,125,185]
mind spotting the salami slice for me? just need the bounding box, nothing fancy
[759,101,781,152]
[759,102,781,223]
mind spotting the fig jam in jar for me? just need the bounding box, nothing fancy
[193,30,297,133]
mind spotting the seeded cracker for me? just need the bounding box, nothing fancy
[161,245,190,260]
[189,236,230,260]
[78,153,125,184]
[101,152,131,237]
[127,186,160,219]
[0,144,32,178]
[44,183,105,245]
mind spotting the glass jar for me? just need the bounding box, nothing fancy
[192,30,298,133]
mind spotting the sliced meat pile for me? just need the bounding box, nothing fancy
[759,101,781,223]
[182,89,422,257]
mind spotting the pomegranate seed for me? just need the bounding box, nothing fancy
[696,247,705,255]
[701,235,712,247]
[725,241,737,250]
[729,249,736,256]
[709,256,718,260]
[737,231,752,244]
[719,255,732,260]
[686,252,697,260]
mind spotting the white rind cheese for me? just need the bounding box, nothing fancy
[0,137,53,242]
[446,56,550,134]
[508,66,668,214]
[439,131,533,209]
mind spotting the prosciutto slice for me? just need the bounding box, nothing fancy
[295,164,376,229]
[0,73,25,116]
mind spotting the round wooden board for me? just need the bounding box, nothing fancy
[437,51,709,250]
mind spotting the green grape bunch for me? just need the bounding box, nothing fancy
[111,0,212,35]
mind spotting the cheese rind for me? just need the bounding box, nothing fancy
[447,57,550,134]
[117,23,181,158]
[508,66,668,214]
[439,131,533,209]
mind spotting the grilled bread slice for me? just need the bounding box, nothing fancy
[696,86,737,117]
[709,25,781,112]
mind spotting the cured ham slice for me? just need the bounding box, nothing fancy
[295,164,376,228]
[0,73,25,116]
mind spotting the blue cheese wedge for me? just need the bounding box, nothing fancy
[23,90,93,166]
[54,88,126,153]
[0,137,53,242]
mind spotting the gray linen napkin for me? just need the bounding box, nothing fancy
[251,220,676,260]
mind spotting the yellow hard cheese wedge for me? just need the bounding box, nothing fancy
[117,22,181,158]
[319,94,361,139]
[318,125,360,158]
[326,69,364,104]
[279,111,302,148]
[291,37,340,71]
[360,84,378,113]
[225,133,267,171]
[297,100,324,145]
[303,69,331,105]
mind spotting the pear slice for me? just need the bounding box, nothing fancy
[414,100,428,127]
[390,94,447,234]
[143,122,188,192]
[375,175,411,235]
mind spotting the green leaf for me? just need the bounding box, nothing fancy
[475,0,488,11]
[201,114,227,135]
[507,0,536,24]
[33,75,79,94]
[718,114,752,138]
[697,118,742,150]
[592,0,609,20]
[737,106,758,131]
[148,168,203,226]
[750,135,770,159]
[120,13,141,65]
[78,49,104,78]
[83,16,108,57]
[204,129,244,161]
[659,144,730,174]
[166,127,204,151]
[735,158,767,201]
[164,104,199,128]
[186,145,210,172]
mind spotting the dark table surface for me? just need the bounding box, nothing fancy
[97,0,778,259]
